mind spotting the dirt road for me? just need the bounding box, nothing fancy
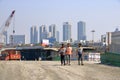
[0,61,120,80]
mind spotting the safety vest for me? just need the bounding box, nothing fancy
[66,47,72,55]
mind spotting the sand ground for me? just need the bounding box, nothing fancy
[0,61,120,80]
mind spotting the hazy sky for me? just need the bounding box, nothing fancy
[0,0,120,43]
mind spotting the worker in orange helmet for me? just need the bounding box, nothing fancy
[65,43,72,65]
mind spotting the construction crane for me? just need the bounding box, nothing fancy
[0,10,15,45]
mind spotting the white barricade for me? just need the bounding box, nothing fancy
[85,53,101,62]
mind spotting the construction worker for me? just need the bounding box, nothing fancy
[59,43,66,66]
[65,43,72,65]
[76,43,84,65]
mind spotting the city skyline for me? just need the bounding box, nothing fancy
[0,0,120,43]
[29,21,86,44]
[30,24,57,44]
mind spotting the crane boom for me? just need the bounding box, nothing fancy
[0,10,15,44]
[0,10,15,34]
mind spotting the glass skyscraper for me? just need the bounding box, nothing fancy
[30,26,38,44]
[49,24,56,38]
[39,25,48,43]
[77,21,86,41]
[63,22,71,41]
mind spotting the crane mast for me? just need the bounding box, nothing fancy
[0,10,15,45]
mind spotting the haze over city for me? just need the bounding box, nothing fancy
[1,1,120,80]
[0,0,120,43]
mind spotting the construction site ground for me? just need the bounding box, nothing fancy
[0,61,120,80]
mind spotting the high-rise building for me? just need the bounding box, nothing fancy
[9,35,25,45]
[77,21,86,41]
[56,31,59,42]
[30,26,38,44]
[39,25,48,43]
[49,24,56,38]
[63,22,71,41]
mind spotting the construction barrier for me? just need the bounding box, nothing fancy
[84,53,101,62]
